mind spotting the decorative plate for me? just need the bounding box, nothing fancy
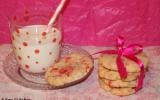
[3,44,93,90]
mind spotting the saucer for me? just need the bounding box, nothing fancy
[3,44,93,90]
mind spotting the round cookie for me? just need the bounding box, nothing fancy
[98,66,140,81]
[101,78,137,88]
[99,79,135,96]
[98,52,149,73]
[45,53,93,86]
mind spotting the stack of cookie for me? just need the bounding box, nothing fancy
[98,52,149,96]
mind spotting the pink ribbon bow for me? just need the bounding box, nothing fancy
[95,36,145,91]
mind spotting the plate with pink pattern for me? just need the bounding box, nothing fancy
[3,44,93,90]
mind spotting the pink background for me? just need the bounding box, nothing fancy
[0,0,160,46]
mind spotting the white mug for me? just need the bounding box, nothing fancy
[9,14,62,73]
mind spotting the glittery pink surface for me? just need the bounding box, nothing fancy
[0,0,160,46]
[0,44,160,100]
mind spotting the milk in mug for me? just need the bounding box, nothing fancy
[12,25,61,73]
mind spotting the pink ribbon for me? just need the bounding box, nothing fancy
[95,36,145,91]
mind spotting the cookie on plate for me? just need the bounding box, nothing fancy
[99,79,135,96]
[45,53,93,87]
[98,52,149,73]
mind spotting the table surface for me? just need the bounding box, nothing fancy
[0,44,160,100]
